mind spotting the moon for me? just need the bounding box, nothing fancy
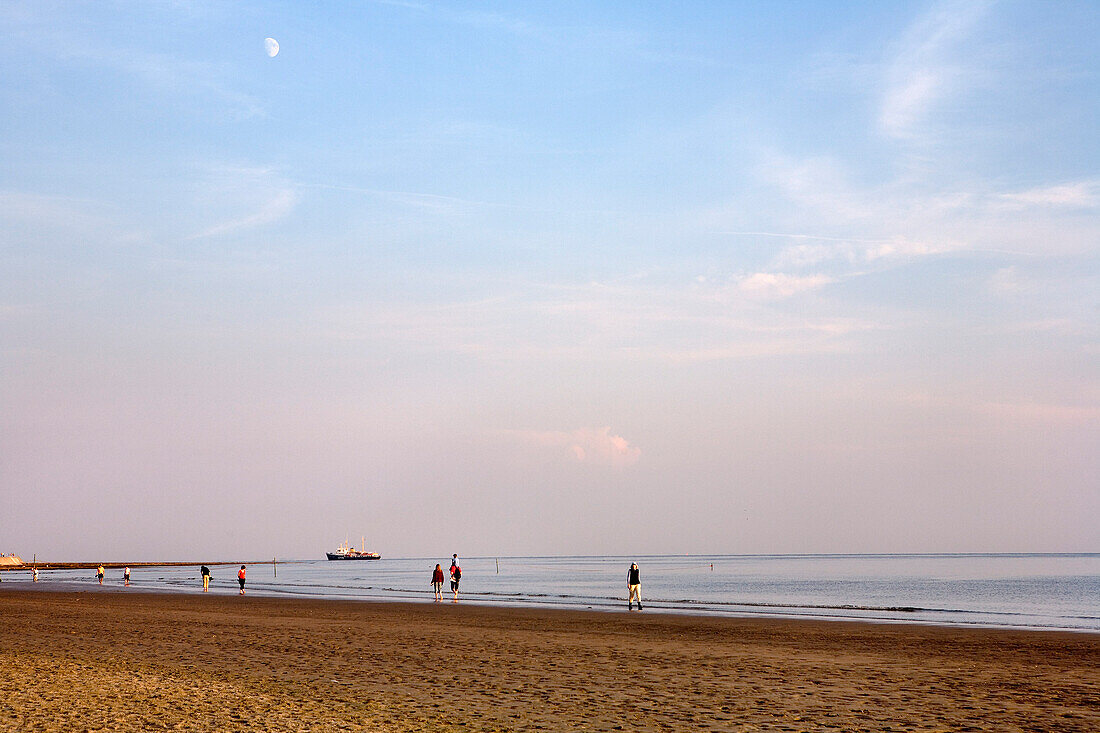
[264,37,279,58]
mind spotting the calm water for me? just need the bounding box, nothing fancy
[14,554,1100,632]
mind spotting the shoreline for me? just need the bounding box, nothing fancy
[3,586,1095,640]
[4,589,1098,732]
[3,574,1097,635]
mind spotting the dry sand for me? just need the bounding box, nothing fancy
[2,589,1097,732]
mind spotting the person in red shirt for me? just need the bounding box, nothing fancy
[450,563,461,601]
[237,565,246,595]
[431,564,445,601]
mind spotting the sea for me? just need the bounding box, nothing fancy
[12,553,1100,633]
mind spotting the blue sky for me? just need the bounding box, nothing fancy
[2,1,1097,560]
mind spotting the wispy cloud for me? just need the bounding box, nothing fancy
[192,189,296,239]
[315,274,880,366]
[0,190,109,228]
[368,0,538,38]
[12,16,264,120]
[187,166,298,239]
[301,181,493,214]
[879,0,990,139]
[0,189,151,249]
[110,48,265,120]
[755,154,874,222]
[998,181,1100,209]
[736,272,834,300]
[713,143,1098,275]
[987,266,1026,295]
[978,399,1100,426]
[505,426,641,468]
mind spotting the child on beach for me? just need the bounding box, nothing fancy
[201,565,211,591]
[96,565,105,585]
[237,565,246,595]
[123,567,130,585]
[431,564,445,601]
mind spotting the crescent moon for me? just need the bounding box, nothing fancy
[264,38,279,58]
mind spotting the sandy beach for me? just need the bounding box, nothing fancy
[2,589,1097,732]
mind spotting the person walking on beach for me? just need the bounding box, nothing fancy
[450,562,462,601]
[237,565,246,595]
[431,563,445,601]
[123,567,130,585]
[96,565,105,585]
[32,567,39,582]
[627,562,642,611]
[201,565,211,591]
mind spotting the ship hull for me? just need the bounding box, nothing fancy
[326,553,381,561]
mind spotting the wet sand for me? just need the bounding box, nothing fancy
[2,589,1097,732]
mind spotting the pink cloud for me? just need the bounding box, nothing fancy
[508,426,641,468]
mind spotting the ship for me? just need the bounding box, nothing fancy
[326,537,381,561]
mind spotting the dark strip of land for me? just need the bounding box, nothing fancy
[1,560,266,571]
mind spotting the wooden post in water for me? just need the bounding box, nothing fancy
[273,556,277,577]
[496,558,499,574]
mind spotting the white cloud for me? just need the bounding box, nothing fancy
[999,181,1100,209]
[757,155,873,222]
[863,236,951,261]
[719,144,1099,271]
[770,242,856,269]
[737,272,834,300]
[879,0,989,139]
[882,69,940,138]
[507,426,641,468]
[768,234,957,269]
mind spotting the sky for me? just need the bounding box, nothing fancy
[1,1,1098,561]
